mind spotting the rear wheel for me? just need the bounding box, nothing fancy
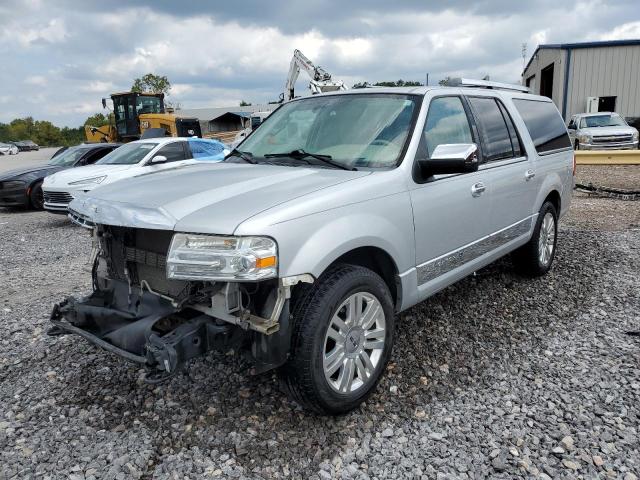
[29,181,44,210]
[278,264,395,414]
[512,201,558,276]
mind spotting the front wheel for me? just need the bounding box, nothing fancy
[278,264,395,414]
[512,201,558,276]
[29,181,44,210]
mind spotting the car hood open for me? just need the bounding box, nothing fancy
[69,163,370,234]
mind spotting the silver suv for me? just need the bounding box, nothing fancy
[568,112,639,150]
[51,79,575,414]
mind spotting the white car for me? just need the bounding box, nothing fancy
[0,142,19,155]
[43,137,229,213]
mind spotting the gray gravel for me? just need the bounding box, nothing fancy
[1,204,639,479]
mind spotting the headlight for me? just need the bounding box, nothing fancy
[69,175,107,186]
[578,134,591,143]
[166,234,277,281]
[632,130,639,141]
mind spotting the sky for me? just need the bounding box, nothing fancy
[1,0,639,127]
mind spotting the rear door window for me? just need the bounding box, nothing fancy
[468,97,514,162]
[155,141,188,162]
[512,99,571,154]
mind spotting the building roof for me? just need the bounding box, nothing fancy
[176,104,275,121]
[523,38,640,75]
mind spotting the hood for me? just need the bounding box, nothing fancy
[45,163,135,186]
[0,164,63,182]
[580,125,637,137]
[69,162,370,234]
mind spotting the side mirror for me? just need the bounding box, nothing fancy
[419,143,479,176]
[150,155,168,164]
[101,98,107,109]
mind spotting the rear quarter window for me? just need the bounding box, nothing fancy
[512,99,571,154]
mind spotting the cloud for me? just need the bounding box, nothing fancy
[0,1,638,127]
[25,75,47,86]
[601,21,640,40]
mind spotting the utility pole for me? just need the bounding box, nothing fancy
[521,43,527,80]
[425,73,429,86]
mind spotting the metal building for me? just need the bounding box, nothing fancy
[522,39,640,121]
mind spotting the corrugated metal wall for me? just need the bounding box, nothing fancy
[566,45,640,120]
[522,49,566,114]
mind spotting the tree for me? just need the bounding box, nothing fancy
[239,100,252,106]
[352,80,423,88]
[131,73,172,95]
[438,77,452,86]
[84,113,111,127]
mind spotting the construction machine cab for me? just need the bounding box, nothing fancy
[110,92,165,140]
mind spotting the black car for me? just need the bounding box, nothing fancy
[0,143,120,210]
[12,140,40,151]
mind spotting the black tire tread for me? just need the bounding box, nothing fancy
[512,201,557,277]
[278,263,393,414]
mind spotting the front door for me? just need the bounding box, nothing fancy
[409,95,493,296]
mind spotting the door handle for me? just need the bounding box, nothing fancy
[471,182,486,197]
[525,169,536,181]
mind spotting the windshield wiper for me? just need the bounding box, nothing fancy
[226,148,256,164]
[264,149,355,171]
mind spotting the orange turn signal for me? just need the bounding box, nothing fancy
[256,256,277,269]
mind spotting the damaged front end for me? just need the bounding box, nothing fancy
[49,224,310,382]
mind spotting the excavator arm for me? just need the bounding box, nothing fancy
[282,49,347,102]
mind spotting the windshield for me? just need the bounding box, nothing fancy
[580,114,627,128]
[96,142,156,165]
[236,94,418,169]
[48,147,90,166]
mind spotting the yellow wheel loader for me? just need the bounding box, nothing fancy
[85,92,202,143]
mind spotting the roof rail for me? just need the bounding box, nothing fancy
[444,77,530,93]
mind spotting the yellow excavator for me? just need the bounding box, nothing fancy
[85,92,202,143]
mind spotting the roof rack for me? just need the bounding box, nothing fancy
[444,77,530,93]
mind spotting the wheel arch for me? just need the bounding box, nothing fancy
[326,246,402,311]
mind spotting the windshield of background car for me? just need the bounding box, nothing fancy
[238,94,419,169]
[96,142,156,165]
[48,147,91,166]
[580,114,627,128]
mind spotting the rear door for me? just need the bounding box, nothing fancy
[409,95,493,295]
[467,95,536,238]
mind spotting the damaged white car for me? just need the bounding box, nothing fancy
[50,82,574,414]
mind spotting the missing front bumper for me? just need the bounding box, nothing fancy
[49,280,241,382]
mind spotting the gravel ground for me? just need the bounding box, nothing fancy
[1,193,639,479]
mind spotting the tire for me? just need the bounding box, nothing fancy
[278,264,395,415]
[29,181,44,210]
[512,201,558,277]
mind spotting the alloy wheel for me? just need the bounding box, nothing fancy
[538,212,556,266]
[323,292,386,394]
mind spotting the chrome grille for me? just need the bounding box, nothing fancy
[591,134,633,144]
[43,191,74,204]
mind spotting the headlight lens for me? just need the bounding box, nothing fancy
[632,130,639,141]
[578,134,591,143]
[166,234,277,281]
[69,175,106,186]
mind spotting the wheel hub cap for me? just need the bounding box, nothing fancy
[323,292,386,394]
